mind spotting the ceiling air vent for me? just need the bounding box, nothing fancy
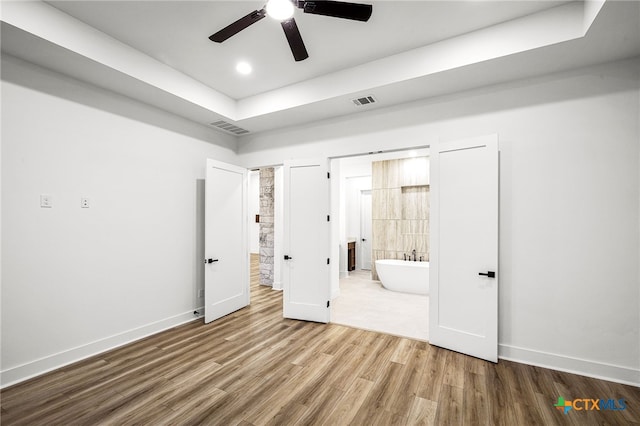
[351,95,377,106]
[210,120,250,135]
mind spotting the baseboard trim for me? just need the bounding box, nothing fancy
[499,344,640,387]
[0,310,199,389]
[4,318,637,389]
[272,280,283,291]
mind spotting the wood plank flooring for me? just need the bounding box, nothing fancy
[2,254,639,425]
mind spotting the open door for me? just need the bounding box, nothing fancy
[282,158,331,323]
[429,135,499,362]
[204,159,249,323]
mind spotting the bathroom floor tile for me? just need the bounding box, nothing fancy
[331,270,428,341]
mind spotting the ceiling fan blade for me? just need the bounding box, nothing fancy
[281,18,309,62]
[300,1,372,22]
[209,9,267,42]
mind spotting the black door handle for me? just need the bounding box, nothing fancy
[284,255,293,260]
[362,238,366,242]
[479,271,496,278]
[205,258,219,264]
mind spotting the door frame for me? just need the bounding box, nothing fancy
[248,166,284,291]
[243,140,498,360]
[247,148,434,325]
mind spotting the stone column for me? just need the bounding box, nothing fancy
[259,168,275,286]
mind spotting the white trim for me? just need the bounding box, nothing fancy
[499,344,640,387]
[273,166,284,292]
[0,310,198,389]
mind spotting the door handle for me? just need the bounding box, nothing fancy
[362,238,366,242]
[284,255,293,260]
[204,258,219,264]
[478,271,496,278]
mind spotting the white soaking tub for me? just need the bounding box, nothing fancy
[375,259,429,295]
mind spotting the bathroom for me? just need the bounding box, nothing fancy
[332,150,430,341]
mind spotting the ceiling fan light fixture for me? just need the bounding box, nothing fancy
[266,0,294,21]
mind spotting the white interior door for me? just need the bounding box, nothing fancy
[360,190,372,270]
[283,158,330,323]
[204,159,249,324]
[429,135,499,362]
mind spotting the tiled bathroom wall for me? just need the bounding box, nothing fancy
[371,157,429,280]
[259,168,274,286]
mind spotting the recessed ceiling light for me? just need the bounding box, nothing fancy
[266,0,294,20]
[236,61,252,75]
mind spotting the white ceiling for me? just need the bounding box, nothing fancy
[46,0,571,99]
[1,1,639,137]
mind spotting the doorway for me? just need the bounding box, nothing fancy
[212,135,498,361]
[248,167,284,291]
[330,149,430,341]
[247,161,331,324]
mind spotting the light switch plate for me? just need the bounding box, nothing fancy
[40,195,52,208]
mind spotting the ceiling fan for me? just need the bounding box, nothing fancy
[209,0,373,62]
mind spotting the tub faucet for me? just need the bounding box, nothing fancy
[412,249,416,261]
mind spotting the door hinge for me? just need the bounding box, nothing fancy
[327,300,330,308]
[327,258,330,265]
[327,172,330,179]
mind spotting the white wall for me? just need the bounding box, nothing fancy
[248,170,260,253]
[239,58,640,385]
[1,55,238,386]
[2,51,638,387]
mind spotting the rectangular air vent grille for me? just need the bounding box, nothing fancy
[210,120,249,135]
[352,95,377,106]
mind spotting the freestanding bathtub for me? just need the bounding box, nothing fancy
[375,259,429,295]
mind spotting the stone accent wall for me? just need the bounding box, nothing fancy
[371,157,430,280]
[259,168,275,286]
